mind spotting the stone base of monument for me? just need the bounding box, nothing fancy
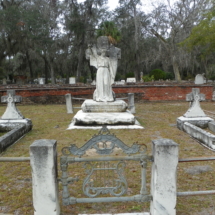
[68,110,143,129]
[177,116,213,130]
[81,99,128,112]
[0,118,32,130]
[68,99,143,130]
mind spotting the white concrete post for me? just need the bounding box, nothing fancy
[65,93,73,114]
[150,138,178,215]
[30,139,60,215]
[128,93,135,114]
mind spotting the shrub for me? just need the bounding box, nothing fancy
[166,72,174,80]
[79,76,86,83]
[125,72,134,79]
[142,75,154,82]
[149,69,166,80]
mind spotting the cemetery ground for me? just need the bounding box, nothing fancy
[1,102,215,215]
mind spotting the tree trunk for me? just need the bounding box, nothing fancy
[76,38,85,82]
[133,1,140,81]
[26,50,33,82]
[172,55,181,82]
[50,61,55,84]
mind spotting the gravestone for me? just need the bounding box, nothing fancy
[91,80,96,85]
[69,77,76,84]
[115,81,125,85]
[38,78,45,85]
[1,90,24,119]
[194,74,206,84]
[177,88,213,130]
[126,77,136,83]
[184,88,206,118]
[2,78,6,85]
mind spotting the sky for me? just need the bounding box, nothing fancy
[77,0,177,13]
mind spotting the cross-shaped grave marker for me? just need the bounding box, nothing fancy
[1,90,24,119]
[184,88,206,118]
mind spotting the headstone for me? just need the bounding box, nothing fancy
[194,74,206,84]
[86,79,92,84]
[184,88,206,118]
[91,80,96,85]
[126,78,136,83]
[69,77,76,84]
[38,78,45,85]
[2,78,6,85]
[1,90,24,119]
[115,81,125,85]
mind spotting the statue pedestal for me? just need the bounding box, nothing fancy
[81,99,128,112]
[68,99,143,130]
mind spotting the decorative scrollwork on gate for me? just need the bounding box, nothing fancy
[61,126,142,157]
[83,161,127,197]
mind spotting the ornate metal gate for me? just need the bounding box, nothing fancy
[60,126,152,205]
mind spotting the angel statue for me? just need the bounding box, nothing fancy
[86,36,121,102]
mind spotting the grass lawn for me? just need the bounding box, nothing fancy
[0,102,215,215]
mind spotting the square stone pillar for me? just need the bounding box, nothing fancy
[65,93,73,114]
[30,139,60,215]
[128,93,135,114]
[150,138,178,215]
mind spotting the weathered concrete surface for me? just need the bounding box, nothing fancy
[71,110,136,125]
[0,119,32,153]
[65,93,73,114]
[177,116,213,129]
[208,121,215,133]
[150,139,178,215]
[183,122,215,150]
[30,139,60,215]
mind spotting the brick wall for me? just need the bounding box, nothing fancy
[0,84,213,104]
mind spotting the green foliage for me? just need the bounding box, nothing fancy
[96,21,121,44]
[165,72,174,80]
[79,76,86,83]
[142,75,154,82]
[179,9,215,58]
[125,72,134,78]
[115,73,124,81]
[149,69,166,80]
[0,67,5,79]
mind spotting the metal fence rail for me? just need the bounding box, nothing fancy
[178,156,215,197]
[179,156,215,162]
[177,190,215,196]
[0,157,30,162]
[203,109,215,119]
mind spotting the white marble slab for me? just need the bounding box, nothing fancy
[71,110,136,125]
[68,124,144,130]
[79,213,149,215]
